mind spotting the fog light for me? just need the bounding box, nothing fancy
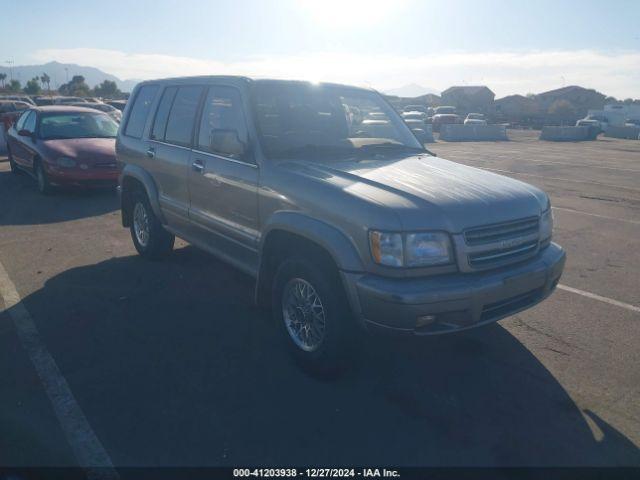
[416,315,436,328]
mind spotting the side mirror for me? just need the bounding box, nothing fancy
[209,129,247,158]
[18,129,33,137]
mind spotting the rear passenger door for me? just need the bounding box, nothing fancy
[147,85,204,227]
[188,85,259,260]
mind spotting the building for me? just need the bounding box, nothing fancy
[493,95,540,124]
[535,86,606,120]
[440,86,495,114]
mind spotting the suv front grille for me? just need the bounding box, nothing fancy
[464,217,539,246]
[461,217,540,271]
[468,240,538,268]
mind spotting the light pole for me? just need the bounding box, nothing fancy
[5,59,14,81]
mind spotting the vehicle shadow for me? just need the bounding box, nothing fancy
[17,246,640,467]
[0,170,118,226]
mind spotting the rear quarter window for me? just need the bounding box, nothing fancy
[124,85,160,138]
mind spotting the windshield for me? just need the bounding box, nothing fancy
[251,82,423,160]
[39,112,118,140]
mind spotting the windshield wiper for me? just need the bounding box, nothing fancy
[274,144,355,159]
[359,142,424,153]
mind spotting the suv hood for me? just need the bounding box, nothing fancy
[281,154,547,232]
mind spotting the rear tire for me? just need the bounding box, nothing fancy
[272,256,354,378]
[129,189,175,260]
[34,160,52,195]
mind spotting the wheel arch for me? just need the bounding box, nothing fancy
[255,212,364,308]
[120,164,165,227]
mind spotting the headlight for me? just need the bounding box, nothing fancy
[405,232,452,266]
[540,205,554,245]
[56,157,76,168]
[370,230,452,267]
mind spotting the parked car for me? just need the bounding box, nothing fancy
[6,106,119,193]
[106,100,127,111]
[464,113,487,125]
[0,100,31,133]
[403,104,428,114]
[402,110,427,122]
[1,95,36,106]
[624,118,640,127]
[117,77,565,375]
[33,96,56,106]
[576,114,608,133]
[432,113,461,132]
[434,105,456,115]
[69,102,122,123]
[53,96,89,104]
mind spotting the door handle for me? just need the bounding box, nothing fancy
[146,147,155,158]
[192,158,205,173]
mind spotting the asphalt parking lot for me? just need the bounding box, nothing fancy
[1,130,639,471]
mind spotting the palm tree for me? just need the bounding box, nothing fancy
[0,73,6,89]
[40,73,51,92]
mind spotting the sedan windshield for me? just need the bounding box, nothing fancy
[251,82,423,160]
[39,112,118,140]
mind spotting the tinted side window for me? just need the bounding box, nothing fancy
[124,85,159,138]
[164,86,203,147]
[23,111,37,132]
[197,86,249,160]
[15,110,31,130]
[150,86,178,141]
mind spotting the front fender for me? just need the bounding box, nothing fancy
[260,211,364,272]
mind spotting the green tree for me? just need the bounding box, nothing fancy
[548,99,576,120]
[24,77,42,95]
[0,73,6,88]
[40,73,51,91]
[93,79,121,98]
[59,75,91,96]
[8,79,21,92]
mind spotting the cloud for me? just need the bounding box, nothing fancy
[31,48,640,98]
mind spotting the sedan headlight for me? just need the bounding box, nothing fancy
[370,230,452,267]
[540,204,554,246]
[56,157,77,168]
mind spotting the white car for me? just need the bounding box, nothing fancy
[402,111,427,122]
[464,113,487,125]
[69,102,123,123]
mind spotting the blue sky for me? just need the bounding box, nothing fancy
[3,0,640,97]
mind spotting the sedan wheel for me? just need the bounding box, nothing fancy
[35,162,52,194]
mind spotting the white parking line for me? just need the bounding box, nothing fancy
[480,167,640,194]
[476,158,640,173]
[558,284,640,314]
[0,261,119,479]
[552,206,640,225]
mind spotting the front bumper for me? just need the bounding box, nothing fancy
[342,243,565,335]
[47,166,119,187]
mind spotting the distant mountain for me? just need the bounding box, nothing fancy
[385,83,440,98]
[0,61,139,93]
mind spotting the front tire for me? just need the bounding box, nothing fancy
[129,189,175,259]
[34,160,52,194]
[7,147,19,174]
[272,256,354,377]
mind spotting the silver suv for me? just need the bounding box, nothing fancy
[117,76,565,374]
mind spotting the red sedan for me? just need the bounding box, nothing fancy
[6,106,119,194]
